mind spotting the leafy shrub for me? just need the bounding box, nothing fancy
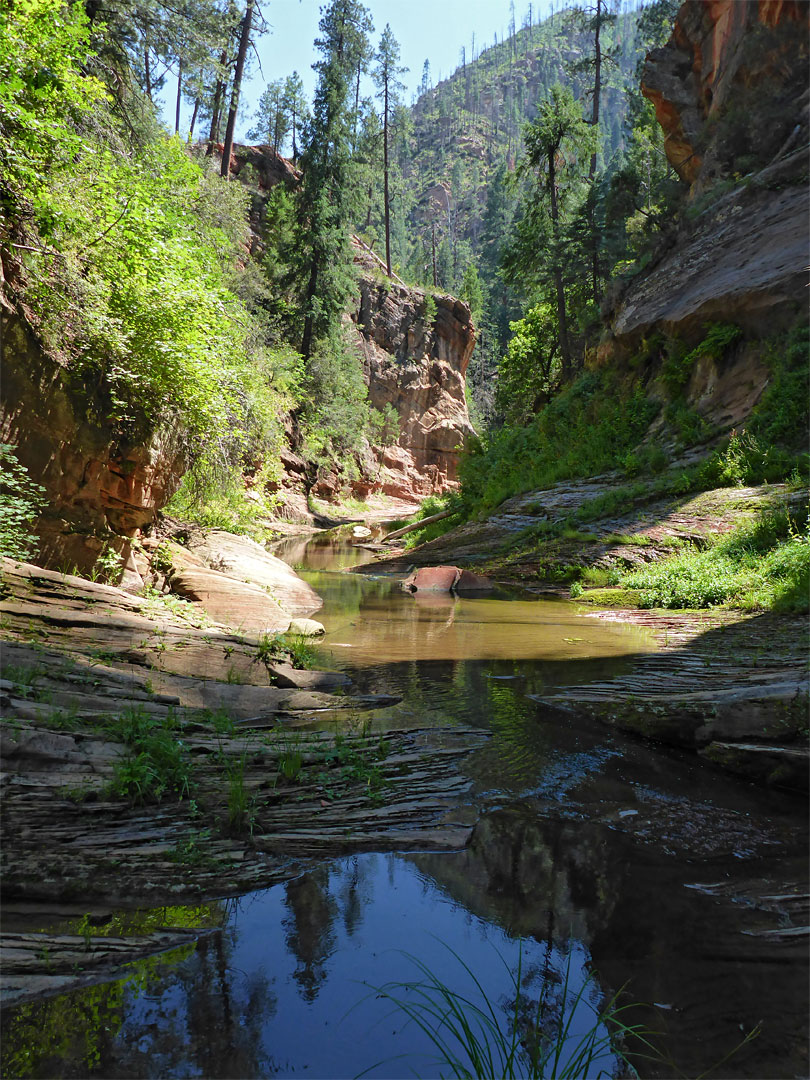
[0,444,46,561]
[459,371,659,515]
[622,505,809,611]
[661,323,742,396]
[107,708,192,803]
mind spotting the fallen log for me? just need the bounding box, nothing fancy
[383,508,455,542]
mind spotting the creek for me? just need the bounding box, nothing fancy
[2,529,807,1079]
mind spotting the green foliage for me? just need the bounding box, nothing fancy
[661,324,742,396]
[0,444,46,561]
[622,504,809,611]
[748,325,810,450]
[225,751,256,835]
[91,545,124,585]
[366,942,653,1079]
[258,632,317,669]
[3,2,305,520]
[496,304,561,423]
[0,0,107,217]
[460,371,659,515]
[298,330,375,484]
[106,707,193,804]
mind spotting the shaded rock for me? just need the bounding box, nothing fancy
[641,0,809,193]
[402,566,495,594]
[167,567,291,634]
[277,691,401,712]
[185,530,322,616]
[699,741,809,790]
[0,314,186,576]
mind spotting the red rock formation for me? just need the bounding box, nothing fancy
[0,312,186,581]
[642,0,809,189]
[349,240,477,498]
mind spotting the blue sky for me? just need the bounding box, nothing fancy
[164,0,557,139]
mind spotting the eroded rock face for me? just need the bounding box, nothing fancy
[0,313,186,579]
[642,0,809,191]
[349,244,477,498]
[605,0,808,362]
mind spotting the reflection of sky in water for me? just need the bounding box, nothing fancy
[109,854,615,1079]
[4,533,807,1080]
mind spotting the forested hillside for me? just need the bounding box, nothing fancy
[0,0,807,596]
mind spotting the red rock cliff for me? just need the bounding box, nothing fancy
[642,0,809,190]
[0,310,186,585]
[348,239,477,499]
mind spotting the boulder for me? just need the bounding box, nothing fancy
[287,618,326,637]
[185,530,322,616]
[401,566,494,594]
[168,567,291,634]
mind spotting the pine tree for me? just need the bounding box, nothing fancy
[372,24,407,277]
[503,85,596,378]
[295,0,373,361]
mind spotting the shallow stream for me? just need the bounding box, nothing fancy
[2,529,807,1078]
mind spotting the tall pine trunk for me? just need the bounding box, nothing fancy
[174,58,183,134]
[548,156,571,377]
[207,45,229,155]
[588,0,603,303]
[189,96,200,139]
[383,78,391,277]
[144,41,153,100]
[221,0,255,178]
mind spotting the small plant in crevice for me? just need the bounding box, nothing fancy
[225,751,258,835]
[90,545,124,585]
[106,707,193,804]
[258,631,317,670]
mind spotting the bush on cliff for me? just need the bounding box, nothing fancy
[458,370,659,515]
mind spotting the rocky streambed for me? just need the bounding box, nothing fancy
[0,540,486,1008]
[361,476,809,791]
[1,515,807,1078]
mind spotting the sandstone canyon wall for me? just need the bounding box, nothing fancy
[348,240,477,499]
[604,0,808,433]
[0,306,185,584]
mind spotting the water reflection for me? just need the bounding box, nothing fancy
[3,529,806,1079]
[283,867,338,1002]
[5,819,806,1078]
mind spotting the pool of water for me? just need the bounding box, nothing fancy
[2,530,807,1078]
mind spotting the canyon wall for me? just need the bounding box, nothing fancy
[347,240,477,499]
[0,310,185,585]
[603,0,808,435]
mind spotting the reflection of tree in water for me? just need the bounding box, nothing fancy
[336,855,373,938]
[283,867,338,1002]
[1,906,281,1078]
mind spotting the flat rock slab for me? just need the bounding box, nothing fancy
[186,530,322,616]
[1,928,209,1006]
[266,663,351,690]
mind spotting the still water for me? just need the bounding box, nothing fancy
[2,529,807,1078]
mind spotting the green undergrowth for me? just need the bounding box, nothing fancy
[619,504,809,612]
[258,631,318,669]
[460,369,659,517]
[365,942,657,1080]
[405,324,808,551]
